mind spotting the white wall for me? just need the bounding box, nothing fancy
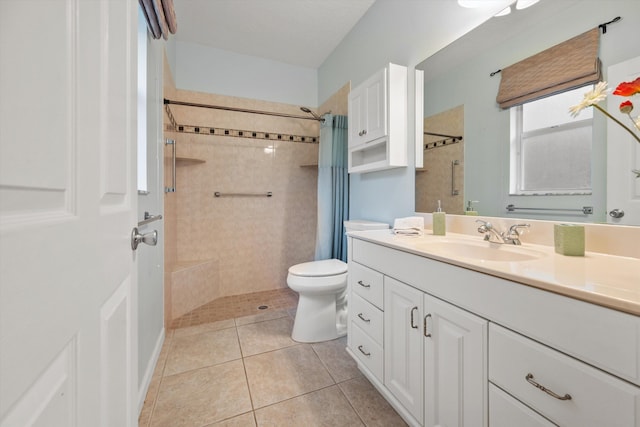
[173,41,318,107]
[318,0,511,225]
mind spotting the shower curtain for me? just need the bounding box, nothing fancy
[314,114,349,262]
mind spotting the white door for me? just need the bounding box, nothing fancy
[0,1,138,426]
[423,294,487,427]
[607,55,640,225]
[384,277,424,425]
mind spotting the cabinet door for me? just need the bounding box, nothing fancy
[348,68,387,148]
[363,67,387,142]
[424,294,488,427]
[384,277,424,425]
[348,86,365,148]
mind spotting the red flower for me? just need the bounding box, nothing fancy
[620,100,634,114]
[613,77,640,97]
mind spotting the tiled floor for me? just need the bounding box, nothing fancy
[140,291,407,426]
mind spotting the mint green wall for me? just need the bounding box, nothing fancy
[318,0,511,224]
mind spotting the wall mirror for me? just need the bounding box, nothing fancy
[415,0,640,224]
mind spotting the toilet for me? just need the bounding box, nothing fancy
[287,219,389,343]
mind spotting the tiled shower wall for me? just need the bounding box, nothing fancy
[416,105,465,215]
[163,70,319,323]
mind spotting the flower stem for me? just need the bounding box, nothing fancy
[593,104,640,144]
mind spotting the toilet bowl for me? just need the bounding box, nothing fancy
[287,219,389,343]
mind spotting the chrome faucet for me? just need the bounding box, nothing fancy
[476,220,530,245]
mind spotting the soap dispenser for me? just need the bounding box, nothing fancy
[433,200,446,236]
[465,200,479,216]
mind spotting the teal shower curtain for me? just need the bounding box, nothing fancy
[314,114,349,262]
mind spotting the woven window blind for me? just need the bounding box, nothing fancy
[140,0,177,40]
[496,27,601,109]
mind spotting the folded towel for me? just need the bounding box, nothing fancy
[393,216,424,236]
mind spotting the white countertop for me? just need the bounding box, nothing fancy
[349,230,640,316]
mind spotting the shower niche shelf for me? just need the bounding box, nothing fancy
[176,157,206,166]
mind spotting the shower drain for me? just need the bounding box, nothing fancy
[258,305,268,310]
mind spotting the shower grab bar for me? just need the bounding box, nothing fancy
[165,139,176,193]
[451,160,460,196]
[138,212,163,226]
[214,191,273,198]
[506,204,593,215]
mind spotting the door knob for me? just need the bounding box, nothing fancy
[609,209,625,219]
[131,227,158,250]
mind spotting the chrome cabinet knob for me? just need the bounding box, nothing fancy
[609,209,625,219]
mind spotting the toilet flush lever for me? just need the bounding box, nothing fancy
[131,227,158,250]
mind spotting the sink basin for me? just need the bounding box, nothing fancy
[416,239,547,262]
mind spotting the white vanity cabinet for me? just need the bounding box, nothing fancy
[423,294,487,427]
[347,261,384,382]
[384,276,424,424]
[346,235,640,427]
[347,63,407,173]
[384,276,487,427]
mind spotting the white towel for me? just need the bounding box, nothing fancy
[393,216,424,236]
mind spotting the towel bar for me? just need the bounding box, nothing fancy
[214,191,272,198]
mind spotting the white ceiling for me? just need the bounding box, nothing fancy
[173,0,376,69]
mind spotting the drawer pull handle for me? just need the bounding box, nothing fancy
[410,307,419,329]
[357,313,371,323]
[423,313,432,337]
[525,373,572,401]
[357,280,370,288]
[358,345,371,357]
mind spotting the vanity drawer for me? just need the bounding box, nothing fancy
[489,383,557,427]
[349,261,384,309]
[489,323,640,427]
[350,292,383,345]
[350,322,383,381]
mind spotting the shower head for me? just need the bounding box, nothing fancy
[300,106,325,122]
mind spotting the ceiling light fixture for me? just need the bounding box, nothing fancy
[494,6,511,16]
[515,0,539,10]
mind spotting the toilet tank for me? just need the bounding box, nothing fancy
[343,219,389,233]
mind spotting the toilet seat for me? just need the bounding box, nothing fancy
[288,259,347,277]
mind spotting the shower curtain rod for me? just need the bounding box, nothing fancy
[164,99,323,121]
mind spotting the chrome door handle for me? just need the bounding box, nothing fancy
[131,227,158,250]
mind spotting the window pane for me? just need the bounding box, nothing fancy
[522,125,591,191]
[523,86,593,132]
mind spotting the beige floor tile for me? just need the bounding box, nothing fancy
[173,318,236,338]
[236,316,296,356]
[244,344,335,409]
[312,336,361,383]
[235,308,290,327]
[165,327,241,376]
[151,360,252,427]
[254,385,364,427]
[338,377,408,427]
[205,411,257,426]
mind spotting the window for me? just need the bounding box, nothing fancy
[510,86,593,195]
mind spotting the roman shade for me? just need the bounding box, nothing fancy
[140,0,177,40]
[496,27,601,109]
